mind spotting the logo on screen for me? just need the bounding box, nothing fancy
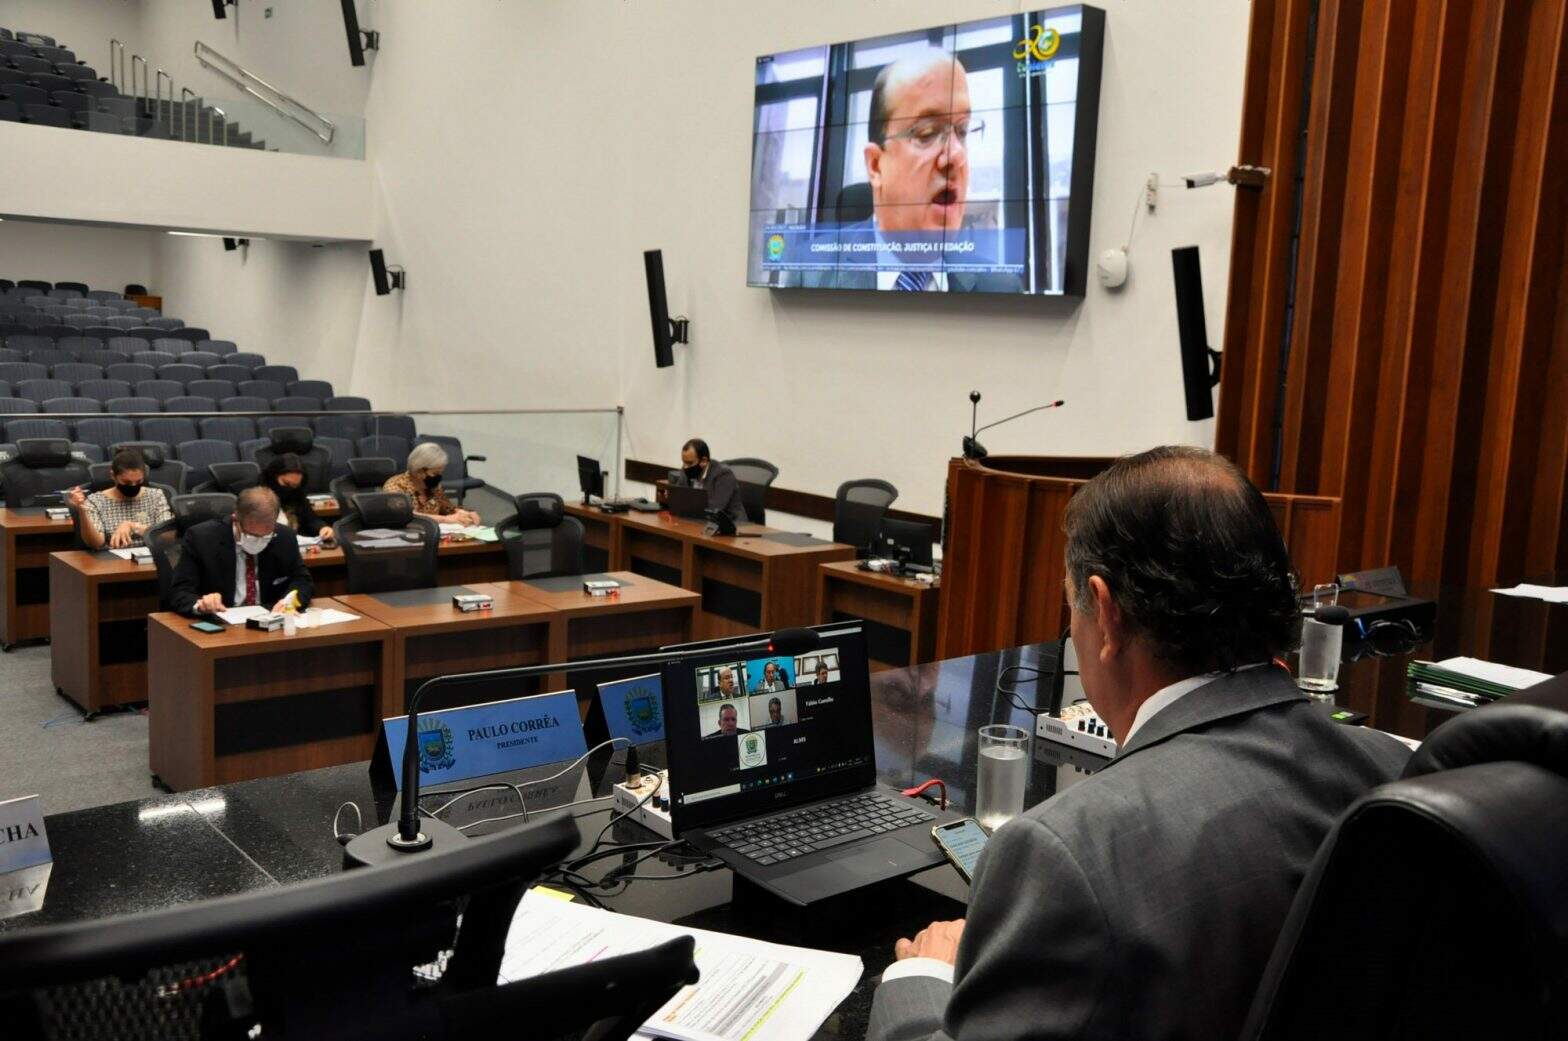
[417,719,456,774]
[1014,24,1061,74]
[622,684,662,738]
[766,233,786,261]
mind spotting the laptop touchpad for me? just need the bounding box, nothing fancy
[826,836,930,878]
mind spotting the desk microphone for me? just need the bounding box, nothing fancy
[962,392,1066,459]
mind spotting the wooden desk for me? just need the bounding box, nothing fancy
[564,502,622,573]
[488,570,699,662]
[335,583,557,714]
[147,598,395,792]
[0,508,77,649]
[816,561,940,672]
[49,538,507,714]
[597,511,855,639]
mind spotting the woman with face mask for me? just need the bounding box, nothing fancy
[382,442,482,526]
[261,452,335,546]
[64,448,173,550]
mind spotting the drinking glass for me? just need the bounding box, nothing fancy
[976,724,1030,829]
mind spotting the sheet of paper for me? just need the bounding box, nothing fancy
[108,547,152,562]
[353,537,414,548]
[1490,583,1568,603]
[355,527,405,539]
[499,891,861,1041]
[216,605,271,625]
[295,608,359,629]
[1433,656,1553,691]
[296,535,322,548]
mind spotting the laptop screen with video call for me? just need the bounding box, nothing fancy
[661,627,875,833]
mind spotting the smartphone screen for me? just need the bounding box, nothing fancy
[191,621,225,633]
[933,818,990,883]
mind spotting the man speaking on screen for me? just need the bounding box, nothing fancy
[831,47,1021,293]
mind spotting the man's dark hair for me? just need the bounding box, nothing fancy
[1063,446,1299,674]
[769,697,781,710]
[682,438,710,461]
[110,448,147,476]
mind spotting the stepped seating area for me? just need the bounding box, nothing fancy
[0,25,263,147]
[0,280,419,490]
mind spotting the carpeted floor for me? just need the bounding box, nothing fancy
[0,644,154,815]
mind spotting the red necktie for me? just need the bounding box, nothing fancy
[244,553,258,607]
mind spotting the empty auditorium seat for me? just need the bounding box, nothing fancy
[49,91,89,117]
[181,352,221,369]
[29,349,75,367]
[127,308,159,320]
[85,291,123,302]
[315,435,354,480]
[105,338,145,358]
[61,315,97,329]
[370,415,417,443]
[187,379,235,400]
[36,324,74,341]
[196,340,237,356]
[327,396,372,412]
[254,365,299,385]
[54,284,89,296]
[74,418,136,453]
[71,441,105,464]
[313,413,365,442]
[257,416,305,438]
[166,396,218,414]
[357,435,411,470]
[51,362,102,383]
[81,325,121,341]
[23,104,72,128]
[133,351,177,368]
[76,379,132,401]
[16,378,72,402]
[171,328,210,343]
[147,317,183,330]
[0,399,39,416]
[134,380,182,403]
[227,352,265,370]
[238,379,286,401]
[205,364,249,384]
[288,380,334,401]
[0,350,20,366]
[105,363,155,384]
[123,328,164,342]
[220,396,270,413]
[6,335,50,354]
[104,316,140,330]
[159,363,205,384]
[102,397,159,414]
[15,281,52,293]
[82,350,130,369]
[274,395,322,413]
[41,397,100,414]
[200,416,257,444]
[174,439,238,489]
[6,418,69,442]
[57,336,102,355]
[237,438,267,464]
[4,86,50,108]
[139,418,198,447]
[151,338,189,356]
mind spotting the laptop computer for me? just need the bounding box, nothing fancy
[666,483,709,520]
[659,625,961,905]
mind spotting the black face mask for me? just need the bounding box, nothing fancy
[116,482,143,499]
[683,465,703,481]
[423,474,442,490]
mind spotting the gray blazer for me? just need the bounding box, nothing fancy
[866,668,1411,1041]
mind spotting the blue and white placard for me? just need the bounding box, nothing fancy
[597,673,665,746]
[0,795,50,874]
[381,690,587,790]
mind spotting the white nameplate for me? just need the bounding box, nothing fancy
[0,795,50,873]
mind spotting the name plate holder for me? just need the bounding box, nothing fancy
[0,795,52,921]
[371,689,588,792]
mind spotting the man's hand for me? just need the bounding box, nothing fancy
[894,920,966,965]
[270,596,296,614]
[65,486,86,510]
[194,592,226,615]
[109,521,138,549]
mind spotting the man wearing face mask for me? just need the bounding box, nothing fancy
[169,486,314,617]
[65,448,172,550]
[383,442,482,527]
[668,438,748,526]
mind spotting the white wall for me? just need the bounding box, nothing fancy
[352,0,1249,516]
[0,0,144,73]
[0,218,156,293]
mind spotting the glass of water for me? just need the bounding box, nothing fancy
[1296,583,1343,697]
[976,724,1030,829]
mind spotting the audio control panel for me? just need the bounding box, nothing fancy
[1034,700,1117,758]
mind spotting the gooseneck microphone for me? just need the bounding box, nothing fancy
[962,392,1066,459]
[344,628,823,869]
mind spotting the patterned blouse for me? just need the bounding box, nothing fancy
[382,472,457,516]
[83,488,172,542]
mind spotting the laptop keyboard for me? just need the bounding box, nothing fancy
[708,792,934,867]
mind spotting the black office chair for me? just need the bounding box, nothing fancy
[254,427,332,493]
[1241,703,1568,1040]
[416,434,487,505]
[331,457,400,513]
[146,494,238,610]
[833,478,899,558]
[723,457,778,524]
[495,492,585,580]
[200,460,261,495]
[0,438,89,507]
[336,492,439,593]
[837,180,875,224]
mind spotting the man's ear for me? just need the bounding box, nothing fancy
[864,143,883,192]
[1088,575,1124,661]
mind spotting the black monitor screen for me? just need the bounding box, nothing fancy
[576,455,603,500]
[661,630,874,833]
[747,6,1105,296]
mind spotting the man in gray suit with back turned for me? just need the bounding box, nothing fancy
[867,446,1410,1041]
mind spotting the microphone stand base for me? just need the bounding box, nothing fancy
[343,815,465,870]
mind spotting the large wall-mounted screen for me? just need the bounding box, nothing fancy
[748,6,1105,297]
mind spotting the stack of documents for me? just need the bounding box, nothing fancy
[501,890,861,1041]
[437,524,499,542]
[108,546,153,563]
[1407,656,1553,710]
[1491,583,1568,604]
[214,605,360,629]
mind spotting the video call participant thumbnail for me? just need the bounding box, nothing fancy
[748,692,799,729]
[702,702,749,740]
[749,656,793,693]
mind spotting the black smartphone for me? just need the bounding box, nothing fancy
[932,817,990,884]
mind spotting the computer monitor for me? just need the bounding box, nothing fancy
[876,517,935,568]
[576,455,603,504]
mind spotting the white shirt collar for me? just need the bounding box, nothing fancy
[1120,663,1270,747]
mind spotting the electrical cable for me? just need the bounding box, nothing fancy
[332,801,363,845]
[902,779,949,810]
